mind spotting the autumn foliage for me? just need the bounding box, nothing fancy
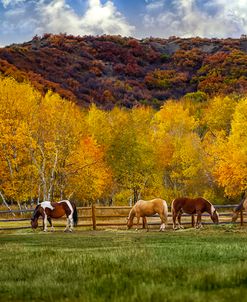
[0,76,246,207]
[1,34,247,109]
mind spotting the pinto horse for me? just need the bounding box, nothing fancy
[171,197,219,229]
[127,198,168,231]
[31,200,78,232]
[232,196,247,222]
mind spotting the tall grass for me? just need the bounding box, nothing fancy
[1,227,247,301]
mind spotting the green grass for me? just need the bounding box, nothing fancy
[1,226,247,301]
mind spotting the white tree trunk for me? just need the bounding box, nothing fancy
[0,191,15,216]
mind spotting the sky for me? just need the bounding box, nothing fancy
[0,0,247,46]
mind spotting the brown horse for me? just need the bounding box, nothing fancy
[127,198,168,231]
[31,200,78,232]
[232,197,247,222]
[171,197,219,229]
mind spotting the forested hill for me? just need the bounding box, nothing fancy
[1,34,247,109]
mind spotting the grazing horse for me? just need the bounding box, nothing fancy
[31,200,78,232]
[171,197,219,229]
[232,196,247,222]
[127,198,168,231]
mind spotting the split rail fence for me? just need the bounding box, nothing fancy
[0,204,244,231]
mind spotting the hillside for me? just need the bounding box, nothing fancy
[1,34,247,109]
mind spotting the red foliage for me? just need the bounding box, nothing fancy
[0,34,247,108]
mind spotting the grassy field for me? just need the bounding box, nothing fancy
[1,226,247,302]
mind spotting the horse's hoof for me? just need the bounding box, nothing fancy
[69,229,73,232]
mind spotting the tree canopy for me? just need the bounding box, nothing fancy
[0,76,246,206]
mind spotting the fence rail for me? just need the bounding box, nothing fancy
[0,204,244,231]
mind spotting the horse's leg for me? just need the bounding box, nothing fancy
[48,217,54,232]
[177,211,184,229]
[142,217,146,229]
[68,213,74,232]
[172,210,178,230]
[159,221,166,232]
[43,213,48,232]
[196,211,202,228]
[232,210,239,222]
[143,217,149,231]
[136,215,140,231]
[159,213,167,232]
[191,215,195,228]
[64,217,70,232]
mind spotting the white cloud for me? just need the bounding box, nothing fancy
[5,6,25,17]
[1,0,247,45]
[142,0,247,38]
[0,0,134,44]
[1,0,36,35]
[146,0,164,12]
[35,0,134,37]
[1,0,26,8]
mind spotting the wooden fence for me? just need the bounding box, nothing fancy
[0,204,244,231]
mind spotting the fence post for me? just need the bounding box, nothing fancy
[92,204,96,230]
[240,209,244,226]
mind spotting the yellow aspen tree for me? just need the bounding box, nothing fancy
[202,95,238,134]
[213,98,247,196]
[65,137,112,203]
[153,100,207,200]
[87,106,160,204]
[30,91,86,201]
[0,77,40,207]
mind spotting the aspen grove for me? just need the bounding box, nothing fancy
[0,76,246,206]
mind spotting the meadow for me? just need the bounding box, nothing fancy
[1,227,247,302]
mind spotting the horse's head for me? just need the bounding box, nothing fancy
[31,205,40,229]
[127,216,133,229]
[31,217,38,229]
[211,209,219,224]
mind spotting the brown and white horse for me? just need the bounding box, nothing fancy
[31,200,78,232]
[171,197,219,229]
[127,198,168,231]
[232,197,247,222]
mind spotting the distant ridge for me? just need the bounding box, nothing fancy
[0,34,247,109]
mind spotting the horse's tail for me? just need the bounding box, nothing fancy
[171,199,175,215]
[73,206,78,227]
[70,201,78,226]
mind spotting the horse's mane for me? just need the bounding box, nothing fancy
[31,204,41,219]
[128,205,136,219]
